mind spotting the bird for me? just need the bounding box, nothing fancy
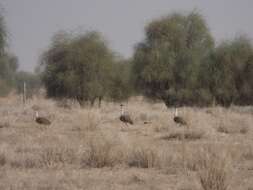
[173,108,187,126]
[35,111,51,125]
[119,104,133,126]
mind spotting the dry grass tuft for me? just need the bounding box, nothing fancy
[239,126,249,134]
[0,122,10,128]
[217,115,250,135]
[127,174,145,184]
[72,110,102,132]
[242,146,253,161]
[0,152,6,167]
[153,124,169,133]
[217,124,249,135]
[85,111,101,131]
[217,125,230,134]
[139,113,148,121]
[39,147,76,168]
[81,134,122,168]
[197,147,232,190]
[127,145,158,168]
[161,130,204,141]
[9,154,41,169]
[31,104,41,111]
[56,99,73,109]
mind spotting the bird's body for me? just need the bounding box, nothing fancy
[119,104,133,126]
[35,112,51,125]
[174,116,187,126]
[120,114,133,125]
[173,108,187,126]
[36,117,51,125]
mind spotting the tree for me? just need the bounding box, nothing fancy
[200,36,253,106]
[133,11,214,107]
[0,12,6,55]
[0,11,20,96]
[108,59,134,102]
[41,31,115,106]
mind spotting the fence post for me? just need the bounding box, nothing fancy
[23,82,26,105]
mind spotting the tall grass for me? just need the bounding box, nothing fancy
[197,147,232,190]
[127,145,158,168]
[81,134,123,168]
[0,96,251,189]
[39,147,76,168]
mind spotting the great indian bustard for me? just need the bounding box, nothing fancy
[119,104,133,126]
[173,108,187,126]
[35,111,51,125]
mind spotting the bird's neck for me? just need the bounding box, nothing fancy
[175,108,178,117]
[35,111,39,119]
[121,107,124,115]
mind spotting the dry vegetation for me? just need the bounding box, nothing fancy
[0,95,253,190]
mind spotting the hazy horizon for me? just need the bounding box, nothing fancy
[2,0,253,72]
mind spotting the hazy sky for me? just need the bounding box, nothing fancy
[2,0,253,71]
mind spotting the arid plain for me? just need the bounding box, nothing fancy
[0,95,253,190]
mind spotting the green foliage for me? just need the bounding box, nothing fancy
[0,53,18,79]
[0,80,11,96]
[0,11,20,97]
[0,53,19,96]
[133,11,214,106]
[108,59,134,101]
[133,10,253,106]
[15,71,41,98]
[1,6,250,106]
[41,31,131,106]
[201,36,253,106]
[0,13,6,54]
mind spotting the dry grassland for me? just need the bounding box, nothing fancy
[0,95,253,190]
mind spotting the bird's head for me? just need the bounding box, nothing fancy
[120,104,124,115]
